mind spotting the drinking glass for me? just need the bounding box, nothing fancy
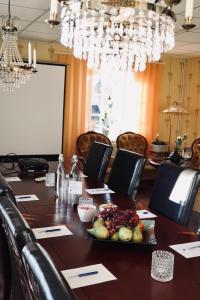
[45,173,55,187]
[151,250,174,282]
[182,147,192,160]
[78,197,93,206]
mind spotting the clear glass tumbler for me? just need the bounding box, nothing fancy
[45,173,55,187]
[78,197,93,206]
[182,147,192,160]
[151,250,174,282]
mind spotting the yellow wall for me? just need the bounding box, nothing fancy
[158,55,200,150]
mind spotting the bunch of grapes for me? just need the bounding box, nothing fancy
[100,207,139,237]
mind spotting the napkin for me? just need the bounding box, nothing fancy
[5,176,21,182]
[68,181,82,194]
[85,188,115,195]
[136,210,157,219]
[15,194,39,202]
[169,169,197,204]
[61,263,117,289]
[170,241,200,258]
[32,225,73,239]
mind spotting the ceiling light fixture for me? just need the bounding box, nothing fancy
[48,0,182,72]
[0,0,37,92]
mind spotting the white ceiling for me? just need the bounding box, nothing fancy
[0,0,200,56]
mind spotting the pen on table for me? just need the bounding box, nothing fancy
[92,188,109,192]
[16,196,31,199]
[69,271,98,278]
[183,245,200,251]
[142,211,149,214]
[40,228,62,233]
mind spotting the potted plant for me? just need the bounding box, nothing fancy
[151,134,169,153]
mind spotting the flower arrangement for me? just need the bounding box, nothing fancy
[174,134,187,151]
[151,134,167,145]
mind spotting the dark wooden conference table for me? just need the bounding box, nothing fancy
[9,171,200,300]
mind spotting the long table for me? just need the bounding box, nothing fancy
[9,174,200,300]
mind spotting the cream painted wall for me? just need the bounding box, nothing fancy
[158,55,200,150]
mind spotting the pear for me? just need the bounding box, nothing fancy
[118,227,132,242]
[87,226,109,239]
[87,228,96,237]
[95,226,109,239]
[93,218,105,228]
[132,225,143,243]
[111,231,119,241]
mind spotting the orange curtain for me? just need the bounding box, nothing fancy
[58,54,92,165]
[134,63,162,145]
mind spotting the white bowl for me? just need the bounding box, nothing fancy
[77,204,96,222]
[99,203,117,212]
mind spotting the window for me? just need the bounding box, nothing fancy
[90,69,143,141]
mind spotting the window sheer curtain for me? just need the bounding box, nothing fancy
[58,54,92,165]
[100,63,161,143]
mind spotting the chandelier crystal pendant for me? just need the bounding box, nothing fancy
[0,0,37,92]
[49,0,182,72]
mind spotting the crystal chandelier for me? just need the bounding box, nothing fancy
[0,0,37,92]
[49,0,182,72]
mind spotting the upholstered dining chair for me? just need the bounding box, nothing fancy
[107,149,146,200]
[83,141,113,182]
[0,172,17,206]
[22,242,76,300]
[116,131,148,155]
[76,131,112,170]
[149,162,200,226]
[191,138,200,169]
[0,195,36,300]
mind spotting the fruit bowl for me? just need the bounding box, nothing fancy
[86,207,156,244]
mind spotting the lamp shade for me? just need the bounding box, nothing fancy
[162,101,189,115]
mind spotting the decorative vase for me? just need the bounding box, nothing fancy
[169,150,182,164]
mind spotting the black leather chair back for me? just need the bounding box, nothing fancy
[0,195,36,300]
[108,149,146,200]
[22,242,76,300]
[149,162,200,226]
[0,172,17,206]
[84,141,113,182]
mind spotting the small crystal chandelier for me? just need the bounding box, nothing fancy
[0,0,37,92]
[48,0,182,72]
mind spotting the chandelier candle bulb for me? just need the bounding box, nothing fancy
[28,42,32,66]
[33,49,37,69]
[50,0,58,19]
[185,0,194,19]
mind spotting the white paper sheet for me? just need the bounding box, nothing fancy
[68,181,82,194]
[32,225,73,239]
[15,194,39,202]
[136,210,157,219]
[169,169,196,204]
[170,241,200,258]
[61,263,117,289]
[85,188,115,195]
[5,176,21,182]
